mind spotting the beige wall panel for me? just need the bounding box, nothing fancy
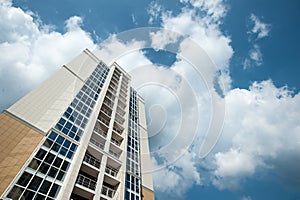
[142,186,154,200]
[0,113,43,195]
[65,49,100,81]
[7,67,83,133]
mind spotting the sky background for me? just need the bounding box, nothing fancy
[1,0,300,199]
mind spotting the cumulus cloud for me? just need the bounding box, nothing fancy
[210,80,300,190]
[244,14,270,69]
[147,2,163,24]
[160,7,233,71]
[243,44,263,69]
[180,0,228,23]
[0,0,95,112]
[249,14,271,40]
[151,151,201,198]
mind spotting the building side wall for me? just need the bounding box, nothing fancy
[65,49,100,81]
[141,186,154,200]
[7,66,84,133]
[0,113,43,195]
[138,97,154,192]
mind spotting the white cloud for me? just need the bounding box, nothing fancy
[93,35,146,65]
[210,80,300,190]
[0,0,95,112]
[147,2,163,24]
[249,14,271,39]
[151,151,201,198]
[160,7,233,71]
[241,196,252,200]
[150,30,180,51]
[243,44,263,69]
[180,0,227,23]
[243,14,270,70]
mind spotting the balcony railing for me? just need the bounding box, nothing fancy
[90,138,105,150]
[104,99,114,109]
[115,117,124,125]
[116,109,125,117]
[105,166,118,177]
[109,150,121,160]
[93,126,107,138]
[76,174,96,191]
[111,137,121,147]
[119,96,126,104]
[101,108,111,117]
[113,127,122,135]
[99,117,110,126]
[101,186,115,198]
[83,153,101,169]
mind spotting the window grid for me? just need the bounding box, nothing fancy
[125,88,141,200]
[55,62,109,142]
[5,62,110,200]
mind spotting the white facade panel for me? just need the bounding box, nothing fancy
[65,49,100,81]
[7,67,84,133]
[138,97,154,191]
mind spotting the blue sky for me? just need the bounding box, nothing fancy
[1,0,300,199]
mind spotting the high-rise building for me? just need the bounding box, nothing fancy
[0,49,154,200]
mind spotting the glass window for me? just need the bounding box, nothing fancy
[66,151,73,159]
[60,147,67,156]
[56,171,65,181]
[125,191,130,200]
[53,157,62,168]
[61,161,69,171]
[44,153,55,165]
[70,144,77,151]
[48,184,60,198]
[35,194,46,200]
[63,140,71,148]
[23,190,35,199]
[7,185,24,199]
[39,163,50,174]
[43,139,53,148]
[48,167,58,178]
[39,180,51,194]
[28,176,43,190]
[35,149,47,160]
[17,172,33,187]
[56,136,64,144]
[48,132,57,140]
[51,143,60,152]
[28,158,41,170]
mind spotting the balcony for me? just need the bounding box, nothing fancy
[76,174,96,191]
[121,85,128,93]
[111,137,121,147]
[117,100,126,109]
[93,125,107,139]
[103,98,114,109]
[119,96,127,105]
[101,108,112,118]
[105,165,118,177]
[108,84,117,92]
[115,117,125,126]
[120,90,127,99]
[116,108,125,117]
[113,126,123,135]
[83,153,101,169]
[98,116,110,127]
[90,138,105,151]
[101,186,115,198]
[109,149,121,160]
